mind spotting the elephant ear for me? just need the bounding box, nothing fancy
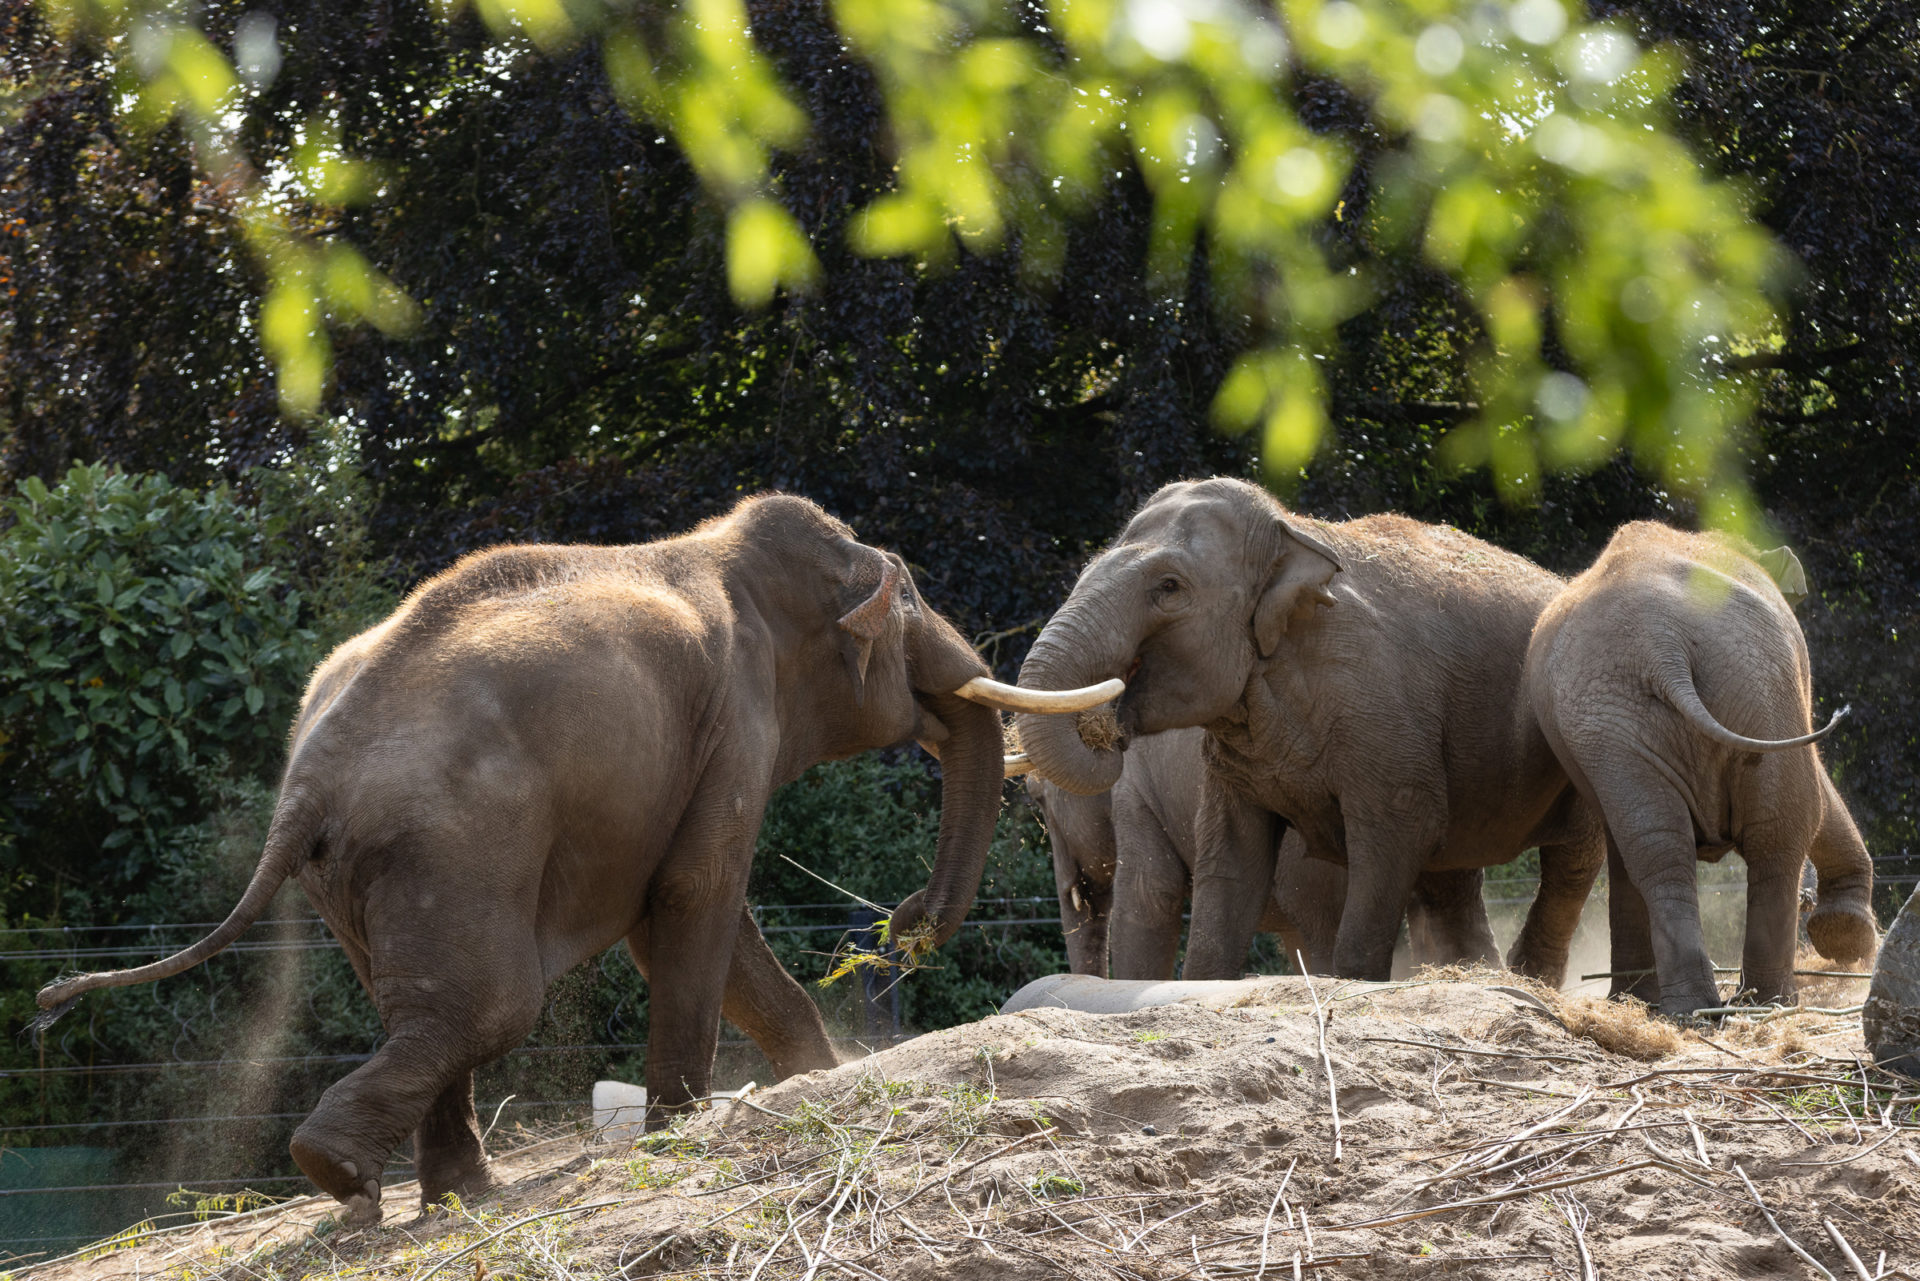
[1252,519,1344,657]
[1754,545,1809,609]
[837,554,902,707]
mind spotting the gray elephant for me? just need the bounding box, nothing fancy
[1524,522,1876,1015]
[1013,478,1605,984]
[1027,727,1500,977]
[31,495,1113,1226]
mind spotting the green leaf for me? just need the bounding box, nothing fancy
[244,685,265,716]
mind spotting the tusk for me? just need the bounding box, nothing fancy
[954,676,1125,714]
[1003,752,1034,778]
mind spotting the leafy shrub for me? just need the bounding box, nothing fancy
[0,464,319,904]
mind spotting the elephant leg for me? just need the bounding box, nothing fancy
[1179,777,1279,981]
[335,935,489,1210]
[718,908,839,1078]
[291,902,545,1228]
[1804,769,1878,964]
[630,908,838,1082]
[414,1077,491,1206]
[1737,841,1803,1008]
[1507,821,1607,987]
[1266,832,1343,974]
[1605,838,1661,1005]
[1330,800,1444,980]
[1406,869,1499,968]
[640,785,766,1123]
[1110,790,1188,981]
[1595,773,1718,1016]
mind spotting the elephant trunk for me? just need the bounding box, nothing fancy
[1805,771,1878,965]
[891,691,1004,949]
[1013,600,1132,796]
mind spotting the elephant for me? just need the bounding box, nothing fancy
[1025,726,1500,977]
[1523,521,1877,1016]
[31,494,1115,1226]
[1012,477,1606,984]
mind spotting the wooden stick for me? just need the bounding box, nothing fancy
[880,1127,1055,1213]
[1822,1218,1875,1281]
[1732,1164,1836,1281]
[1579,968,1872,981]
[1684,1109,1712,1167]
[1354,1035,1587,1064]
[1254,1158,1298,1281]
[1298,953,1341,1162]
[1780,1133,1901,1168]
[1319,1159,1676,1232]
[1555,1191,1596,1281]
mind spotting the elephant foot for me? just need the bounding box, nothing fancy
[1657,989,1723,1021]
[291,1131,385,1226]
[1505,941,1569,988]
[419,1158,497,1210]
[1807,905,1877,965]
[1610,977,1660,1007]
[340,1192,383,1230]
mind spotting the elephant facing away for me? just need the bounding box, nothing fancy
[1013,478,1606,984]
[1524,522,1876,1016]
[1027,727,1500,978]
[31,494,1112,1226]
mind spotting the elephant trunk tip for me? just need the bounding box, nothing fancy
[24,993,80,1042]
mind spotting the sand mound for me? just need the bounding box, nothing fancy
[29,974,1918,1281]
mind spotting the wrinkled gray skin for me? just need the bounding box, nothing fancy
[1525,522,1876,1016]
[33,496,1004,1226]
[1026,728,1499,977]
[1014,479,1605,984]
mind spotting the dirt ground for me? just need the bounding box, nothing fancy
[26,963,1918,1281]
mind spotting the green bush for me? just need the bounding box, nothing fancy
[0,464,319,905]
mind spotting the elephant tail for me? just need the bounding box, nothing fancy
[1654,662,1849,753]
[29,792,323,1035]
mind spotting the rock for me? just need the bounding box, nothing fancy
[1864,885,1920,1078]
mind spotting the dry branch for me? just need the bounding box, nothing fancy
[1732,1164,1837,1281]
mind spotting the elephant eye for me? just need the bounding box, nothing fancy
[1158,577,1181,594]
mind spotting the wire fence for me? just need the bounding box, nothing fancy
[1,864,1911,1262]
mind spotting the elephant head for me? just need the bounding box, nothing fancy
[789,510,1113,949]
[1012,478,1344,794]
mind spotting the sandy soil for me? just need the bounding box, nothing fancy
[25,969,1919,1281]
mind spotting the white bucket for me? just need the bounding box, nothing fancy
[591,1080,649,1143]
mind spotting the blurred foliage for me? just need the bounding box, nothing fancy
[9,0,1793,517]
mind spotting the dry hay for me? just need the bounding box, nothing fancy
[40,974,1918,1281]
[1074,704,1124,751]
[997,702,1123,757]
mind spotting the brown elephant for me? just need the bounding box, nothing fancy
[1012,478,1606,984]
[1524,522,1877,1016]
[1026,727,1500,976]
[31,495,1112,1226]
